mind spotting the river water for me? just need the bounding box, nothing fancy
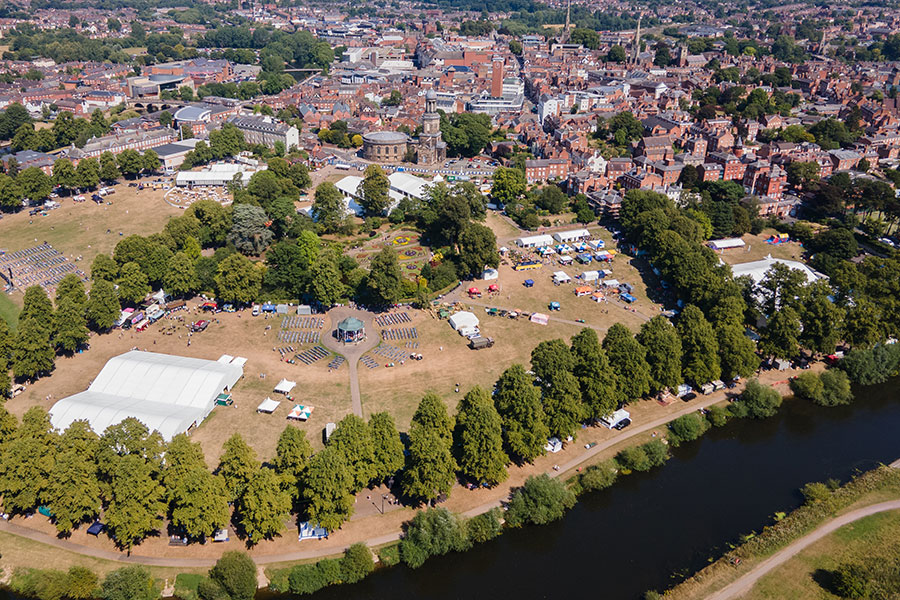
[2,381,898,600]
[306,380,900,600]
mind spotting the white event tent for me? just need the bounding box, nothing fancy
[49,351,243,441]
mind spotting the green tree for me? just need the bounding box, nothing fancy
[100,566,159,600]
[341,543,374,583]
[402,392,457,504]
[52,158,78,193]
[667,413,710,446]
[54,296,89,353]
[490,166,525,204]
[115,261,150,305]
[607,45,627,62]
[760,305,801,358]
[312,181,346,233]
[12,317,55,380]
[530,338,574,386]
[170,467,229,541]
[105,454,166,551]
[457,223,499,278]
[369,412,404,483]
[790,371,825,403]
[303,445,355,532]
[820,370,853,406]
[91,254,119,282]
[164,252,200,298]
[716,324,759,379]
[116,149,143,178]
[740,378,782,418]
[603,323,652,401]
[0,173,24,210]
[0,407,55,513]
[309,254,344,307]
[454,386,508,485]
[366,247,402,305]
[272,425,312,486]
[19,166,52,201]
[215,254,263,305]
[505,474,576,527]
[637,316,683,391]
[208,552,258,600]
[75,157,100,190]
[798,282,844,354]
[328,413,377,492]
[358,164,390,216]
[228,203,272,255]
[216,433,259,502]
[238,468,291,544]
[493,364,549,463]
[86,278,121,330]
[677,305,721,385]
[99,151,120,182]
[542,371,584,439]
[142,150,160,173]
[399,507,470,569]
[20,285,55,334]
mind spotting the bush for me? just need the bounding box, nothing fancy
[208,552,257,600]
[790,371,824,403]
[840,344,900,385]
[287,564,325,596]
[316,559,342,586]
[376,544,400,567]
[800,481,834,506]
[615,446,651,472]
[100,566,159,600]
[668,412,709,445]
[340,543,374,584]
[175,573,205,600]
[706,404,729,427]
[641,439,669,467]
[400,507,471,569]
[578,460,618,493]
[196,578,228,600]
[831,563,869,598]
[820,370,853,406]
[726,399,750,419]
[505,474,576,528]
[740,379,782,418]
[466,508,503,544]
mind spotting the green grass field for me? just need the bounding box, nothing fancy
[0,293,19,329]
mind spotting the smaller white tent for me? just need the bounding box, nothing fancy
[274,379,296,394]
[553,271,572,284]
[553,229,590,243]
[449,311,479,331]
[482,268,499,280]
[708,238,746,251]
[603,279,620,288]
[515,234,554,248]
[530,312,550,325]
[257,398,280,413]
[582,270,600,282]
[217,354,235,364]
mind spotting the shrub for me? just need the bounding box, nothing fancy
[208,551,257,600]
[726,399,750,419]
[615,446,651,472]
[287,564,325,596]
[340,543,374,584]
[740,379,782,418]
[668,412,709,445]
[840,344,900,385]
[316,559,342,586]
[376,544,400,567]
[505,474,576,527]
[820,370,853,406]
[800,481,834,507]
[400,507,470,569]
[706,404,729,427]
[100,566,159,600]
[641,439,669,467]
[831,563,868,598]
[67,566,99,600]
[196,578,228,600]
[790,371,824,403]
[578,460,618,493]
[466,508,503,544]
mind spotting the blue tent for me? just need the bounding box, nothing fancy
[524,279,534,287]
[261,302,276,312]
[549,301,561,310]
[621,293,636,303]
[87,521,106,536]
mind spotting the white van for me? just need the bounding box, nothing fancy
[599,409,631,429]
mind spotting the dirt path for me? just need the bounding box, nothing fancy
[451,296,650,332]
[705,500,900,600]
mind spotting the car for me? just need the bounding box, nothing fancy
[613,418,632,430]
[252,304,261,316]
[681,392,697,401]
[191,320,209,332]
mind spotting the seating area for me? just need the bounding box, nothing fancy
[380,327,418,341]
[293,346,329,365]
[0,243,86,294]
[375,312,411,327]
[277,330,320,343]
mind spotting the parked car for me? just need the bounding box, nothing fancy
[613,418,632,430]
[681,392,697,401]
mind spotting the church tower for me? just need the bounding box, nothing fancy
[417,89,446,165]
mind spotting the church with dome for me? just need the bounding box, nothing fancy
[361,89,446,165]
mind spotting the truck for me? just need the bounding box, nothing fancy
[469,336,495,350]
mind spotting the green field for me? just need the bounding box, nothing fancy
[0,293,19,329]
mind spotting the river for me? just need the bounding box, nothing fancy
[303,380,900,600]
[2,381,898,600]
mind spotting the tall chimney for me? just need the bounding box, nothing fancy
[491,56,504,98]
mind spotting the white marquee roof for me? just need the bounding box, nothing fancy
[50,351,243,441]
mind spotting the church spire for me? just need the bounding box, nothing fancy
[632,15,642,65]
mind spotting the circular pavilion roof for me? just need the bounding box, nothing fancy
[337,317,365,332]
[362,131,408,145]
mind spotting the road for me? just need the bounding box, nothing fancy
[705,499,900,600]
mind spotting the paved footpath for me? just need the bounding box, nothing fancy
[706,499,900,600]
[320,307,379,417]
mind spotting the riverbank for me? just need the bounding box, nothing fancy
[662,464,900,600]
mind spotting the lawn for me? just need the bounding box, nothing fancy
[716,229,805,266]
[746,510,900,600]
[0,292,19,329]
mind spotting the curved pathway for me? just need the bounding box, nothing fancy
[706,500,900,600]
[320,306,379,417]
